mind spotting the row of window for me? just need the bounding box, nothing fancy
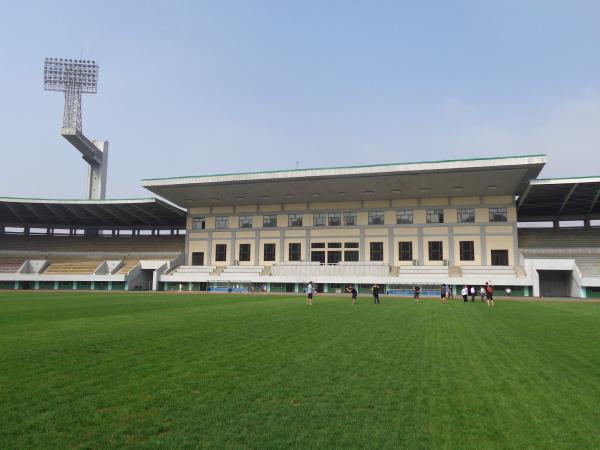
[210,241,509,264]
[193,208,509,230]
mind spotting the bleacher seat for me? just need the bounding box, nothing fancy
[518,227,600,249]
[0,258,24,273]
[43,260,103,275]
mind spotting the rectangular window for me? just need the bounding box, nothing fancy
[289,243,301,261]
[489,207,508,222]
[263,243,276,262]
[239,216,252,228]
[491,249,509,266]
[428,241,443,261]
[344,212,357,226]
[192,217,205,230]
[328,213,341,226]
[263,215,277,227]
[396,209,413,224]
[239,243,251,261]
[215,244,227,262]
[327,251,342,264]
[459,241,475,261]
[344,250,359,261]
[215,216,229,229]
[457,208,475,223]
[288,214,303,227]
[399,241,413,261]
[328,242,342,248]
[426,209,444,224]
[311,242,325,248]
[344,242,359,248]
[314,213,327,227]
[370,242,384,261]
[368,211,385,225]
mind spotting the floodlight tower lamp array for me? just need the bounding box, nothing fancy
[43,56,108,201]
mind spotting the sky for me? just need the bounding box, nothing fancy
[1,0,600,199]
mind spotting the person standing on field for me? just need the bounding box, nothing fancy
[470,286,476,302]
[461,285,468,302]
[372,284,381,304]
[306,281,314,306]
[485,282,495,307]
[413,285,421,302]
[440,284,448,304]
[346,285,358,305]
[480,286,486,302]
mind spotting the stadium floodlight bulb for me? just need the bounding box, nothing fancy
[43,57,100,131]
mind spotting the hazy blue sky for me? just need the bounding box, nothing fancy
[1,0,600,199]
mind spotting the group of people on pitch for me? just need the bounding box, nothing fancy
[306,281,497,306]
[305,282,381,305]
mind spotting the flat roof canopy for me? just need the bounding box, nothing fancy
[142,155,546,208]
[0,198,186,229]
[517,177,600,222]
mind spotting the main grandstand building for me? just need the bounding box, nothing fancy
[2,154,600,298]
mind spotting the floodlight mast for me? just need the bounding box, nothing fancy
[43,57,108,200]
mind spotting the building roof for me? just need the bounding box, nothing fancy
[0,197,186,229]
[517,177,600,222]
[142,154,546,208]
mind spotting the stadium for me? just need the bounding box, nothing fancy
[2,153,600,298]
[2,53,599,450]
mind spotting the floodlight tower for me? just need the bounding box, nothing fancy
[43,57,108,200]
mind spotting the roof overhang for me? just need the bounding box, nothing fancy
[0,197,186,229]
[517,177,600,222]
[142,155,546,208]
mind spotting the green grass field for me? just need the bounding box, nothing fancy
[0,292,598,449]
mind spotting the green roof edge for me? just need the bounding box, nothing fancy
[141,153,547,183]
[0,196,157,202]
[533,175,600,182]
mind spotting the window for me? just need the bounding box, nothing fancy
[314,213,327,227]
[239,243,251,261]
[192,217,205,230]
[459,241,475,261]
[344,212,357,226]
[491,249,509,266]
[191,252,204,265]
[426,209,444,224]
[368,211,385,225]
[328,213,341,226]
[311,251,326,263]
[215,244,227,262]
[327,251,342,264]
[428,241,443,261]
[396,209,413,224]
[215,216,229,229]
[288,214,303,227]
[239,216,252,228]
[489,207,508,222]
[344,242,359,248]
[311,242,325,248]
[344,250,359,261]
[289,243,301,261]
[263,243,276,262]
[399,241,413,261]
[328,242,342,248]
[263,215,277,227]
[370,242,384,261]
[457,208,475,223]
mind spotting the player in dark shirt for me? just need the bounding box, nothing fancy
[372,284,381,304]
[346,285,358,305]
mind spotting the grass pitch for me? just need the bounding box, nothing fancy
[0,292,599,449]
